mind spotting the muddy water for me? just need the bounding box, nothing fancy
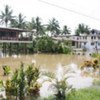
[0,54,90,79]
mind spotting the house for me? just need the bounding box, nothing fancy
[71,29,100,55]
[0,27,33,56]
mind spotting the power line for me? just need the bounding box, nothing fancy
[38,0,100,22]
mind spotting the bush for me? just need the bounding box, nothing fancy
[32,36,72,54]
[2,65,11,76]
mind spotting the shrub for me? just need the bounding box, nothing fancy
[2,65,11,76]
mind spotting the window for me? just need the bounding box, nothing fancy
[94,36,96,39]
[98,36,100,39]
[91,36,93,39]
[98,42,100,46]
[91,42,94,45]
[84,36,87,39]
[91,36,96,39]
[84,42,86,45]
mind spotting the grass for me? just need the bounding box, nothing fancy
[67,88,100,100]
[40,87,100,100]
[93,79,100,86]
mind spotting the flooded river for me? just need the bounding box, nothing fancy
[0,54,90,72]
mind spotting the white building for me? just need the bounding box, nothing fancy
[52,29,100,55]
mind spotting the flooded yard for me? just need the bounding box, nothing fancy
[0,54,99,100]
[0,54,89,70]
[0,54,91,80]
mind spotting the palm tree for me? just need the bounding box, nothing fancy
[75,23,90,36]
[26,18,36,30]
[0,5,15,27]
[27,17,45,36]
[62,25,71,35]
[10,13,26,29]
[47,18,60,36]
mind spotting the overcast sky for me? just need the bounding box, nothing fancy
[0,0,100,33]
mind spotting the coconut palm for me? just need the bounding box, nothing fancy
[75,24,90,36]
[10,13,26,29]
[27,17,45,36]
[62,25,71,35]
[0,5,15,27]
[26,18,36,30]
[47,18,60,36]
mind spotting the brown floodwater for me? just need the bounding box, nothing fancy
[0,54,91,80]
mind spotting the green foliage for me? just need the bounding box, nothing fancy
[0,5,14,27]
[52,79,72,100]
[28,82,41,98]
[93,79,100,86]
[10,13,26,29]
[27,17,45,36]
[47,18,60,35]
[4,63,40,99]
[75,23,90,36]
[27,43,34,54]
[2,65,11,76]
[67,88,100,100]
[18,63,26,100]
[26,65,39,86]
[56,40,72,54]
[25,65,40,99]
[35,36,55,53]
[5,63,26,100]
[26,65,35,86]
[5,79,18,96]
[62,25,71,35]
[91,53,100,59]
[32,36,72,54]
[42,70,73,100]
[0,80,4,88]
[44,88,100,100]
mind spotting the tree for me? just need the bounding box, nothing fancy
[26,17,45,36]
[0,5,15,27]
[47,18,60,36]
[62,25,71,35]
[75,23,90,36]
[10,13,26,29]
[26,18,36,30]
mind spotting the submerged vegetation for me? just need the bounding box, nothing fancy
[0,59,99,100]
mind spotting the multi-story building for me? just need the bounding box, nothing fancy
[53,29,100,55]
[0,27,33,56]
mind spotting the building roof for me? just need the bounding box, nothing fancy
[0,27,33,33]
[91,29,100,35]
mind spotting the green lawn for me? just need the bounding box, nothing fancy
[67,87,100,100]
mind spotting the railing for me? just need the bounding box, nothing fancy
[0,37,32,41]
